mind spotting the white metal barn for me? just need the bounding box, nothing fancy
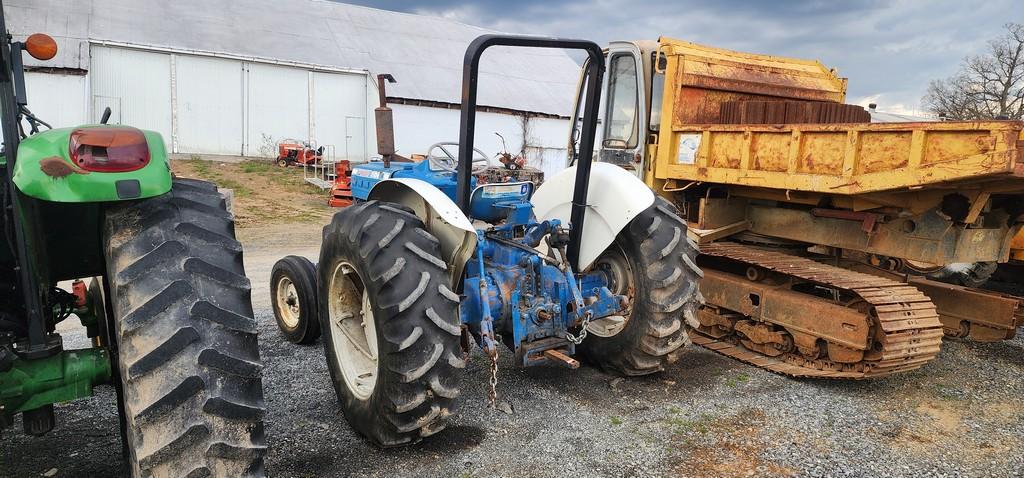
[7,0,581,177]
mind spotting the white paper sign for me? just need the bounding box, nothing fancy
[677,133,701,165]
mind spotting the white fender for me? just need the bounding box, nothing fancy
[368,178,477,287]
[531,162,655,270]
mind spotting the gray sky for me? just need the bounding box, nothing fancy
[341,0,1022,116]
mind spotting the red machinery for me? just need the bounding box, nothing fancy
[328,160,353,207]
[277,140,323,167]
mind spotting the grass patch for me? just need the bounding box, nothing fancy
[666,413,713,435]
[240,160,278,174]
[189,160,212,178]
[610,416,623,426]
[171,157,334,228]
[216,178,251,197]
[724,372,751,388]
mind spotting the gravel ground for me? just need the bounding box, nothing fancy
[3,221,1023,477]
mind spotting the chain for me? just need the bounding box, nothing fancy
[565,311,593,345]
[487,350,499,408]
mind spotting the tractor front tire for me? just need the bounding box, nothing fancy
[104,178,266,477]
[271,255,320,344]
[578,196,703,376]
[319,200,463,447]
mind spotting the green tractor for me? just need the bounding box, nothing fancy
[0,7,266,478]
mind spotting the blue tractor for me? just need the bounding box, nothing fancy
[270,35,702,447]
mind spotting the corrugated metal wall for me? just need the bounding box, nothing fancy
[23,72,88,129]
[244,63,309,157]
[312,72,367,161]
[90,47,173,146]
[88,45,369,158]
[175,55,244,154]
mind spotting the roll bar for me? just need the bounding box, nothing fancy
[455,34,605,270]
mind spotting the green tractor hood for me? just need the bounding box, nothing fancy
[11,125,172,203]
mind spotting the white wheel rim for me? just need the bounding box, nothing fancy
[588,244,634,338]
[275,276,301,329]
[327,262,378,400]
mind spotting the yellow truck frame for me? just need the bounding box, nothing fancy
[647,38,1024,265]
[574,37,1024,377]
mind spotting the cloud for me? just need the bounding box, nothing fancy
[340,0,1022,112]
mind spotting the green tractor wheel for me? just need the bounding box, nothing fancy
[103,178,267,477]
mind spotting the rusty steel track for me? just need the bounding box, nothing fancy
[691,242,945,379]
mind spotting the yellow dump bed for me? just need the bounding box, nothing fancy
[651,37,1024,195]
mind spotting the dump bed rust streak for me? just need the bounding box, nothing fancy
[651,37,1024,196]
[655,121,1024,195]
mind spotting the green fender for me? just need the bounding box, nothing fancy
[11,125,172,202]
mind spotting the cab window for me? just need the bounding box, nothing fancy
[603,53,639,149]
[649,59,665,132]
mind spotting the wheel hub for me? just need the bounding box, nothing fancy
[275,276,301,329]
[328,262,379,400]
[587,244,634,338]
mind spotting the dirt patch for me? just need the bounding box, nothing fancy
[667,408,794,477]
[878,394,1022,465]
[171,158,335,228]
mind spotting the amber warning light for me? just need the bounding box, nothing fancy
[24,33,57,61]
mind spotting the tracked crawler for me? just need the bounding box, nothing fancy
[566,36,1024,379]
[689,242,944,379]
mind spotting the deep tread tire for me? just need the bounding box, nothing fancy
[319,200,463,447]
[578,196,703,376]
[104,179,266,477]
[270,255,321,344]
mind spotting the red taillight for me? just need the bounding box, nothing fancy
[69,127,151,173]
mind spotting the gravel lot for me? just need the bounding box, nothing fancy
[3,220,1023,477]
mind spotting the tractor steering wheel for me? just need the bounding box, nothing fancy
[426,142,493,173]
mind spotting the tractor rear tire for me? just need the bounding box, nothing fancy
[103,178,266,477]
[578,196,703,376]
[271,255,321,344]
[319,200,463,447]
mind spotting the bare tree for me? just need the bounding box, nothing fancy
[923,23,1024,120]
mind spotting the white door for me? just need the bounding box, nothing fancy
[344,116,365,161]
[311,71,366,160]
[176,55,244,155]
[598,44,646,177]
[90,46,172,149]
[245,63,309,157]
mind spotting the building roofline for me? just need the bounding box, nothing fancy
[88,39,369,75]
